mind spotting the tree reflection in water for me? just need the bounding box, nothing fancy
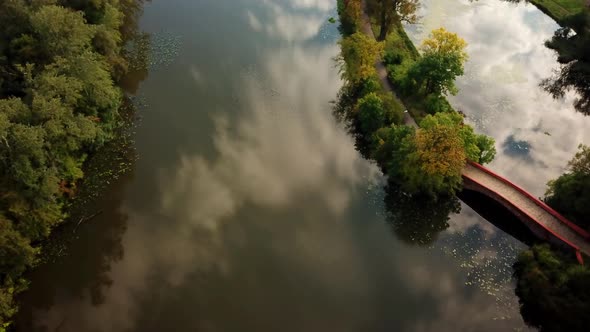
[541,12,590,115]
[502,0,590,114]
[384,184,461,246]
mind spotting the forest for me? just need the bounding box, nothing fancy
[0,0,141,328]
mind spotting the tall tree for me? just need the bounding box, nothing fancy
[374,0,420,41]
[356,92,386,135]
[409,28,468,96]
[514,244,590,332]
[404,121,467,196]
[545,144,590,231]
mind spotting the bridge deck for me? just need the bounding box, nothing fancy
[463,163,590,257]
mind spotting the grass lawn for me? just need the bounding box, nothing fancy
[529,0,588,22]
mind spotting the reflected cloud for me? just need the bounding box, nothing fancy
[245,0,335,41]
[28,17,379,330]
[407,0,590,196]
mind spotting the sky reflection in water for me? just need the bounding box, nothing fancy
[407,0,590,196]
[15,0,563,331]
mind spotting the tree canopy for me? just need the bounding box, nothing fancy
[541,12,590,115]
[514,244,590,332]
[339,32,384,83]
[372,112,495,197]
[545,144,590,231]
[409,28,468,96]
[0,0,144,327]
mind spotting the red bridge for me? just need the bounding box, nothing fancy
[462,162,590,264]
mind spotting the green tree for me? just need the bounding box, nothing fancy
[375,113,495,196]
[372,124,415,176]
[541,12,590,115]
[30,5,96,60]
[0,217,37,281]
[408,52,463,96]
[409,28,468,96]
[356,92,385,135]
[514,244,590,332]
[545,144,590,231]
[339,32,384,83]
[567,143,590,175]
[0,0,144,326]
[380,92,405,125]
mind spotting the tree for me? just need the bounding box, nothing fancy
[421,28,468,61]
[372,0,420,41]
[403,122,466,196]
[409,28,468,96]
[337,0,362,35]
[541,12,590,115]
[372,113,494,196]
[567,143,590,175]
[372,124,415,176]
[29,5,95,61]
[474,134,496,164]
[0,0,145,327]
[545,144,590,231]
[356,92,385,135]
[419,112,496,164]
[339,32,384,83]
[0,216,37,281]
[380,92,405,125]
[514,244,590,332]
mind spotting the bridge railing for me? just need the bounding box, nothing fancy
[466,161,590,240]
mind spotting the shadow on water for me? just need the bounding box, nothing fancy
[458,189,538,247]
[384,185,462,246]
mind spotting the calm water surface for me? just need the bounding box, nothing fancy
[17,0,586,331]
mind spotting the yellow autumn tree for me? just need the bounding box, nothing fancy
[409,28,469,95]
[399,113,469,196]
[414,125,466,178]
[421,27,468,61]
[338,32,384,83]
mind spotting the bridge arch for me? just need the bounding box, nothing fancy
[461,162,590,264]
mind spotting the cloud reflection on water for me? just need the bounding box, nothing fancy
[408,0,590,195]
[30,9,380,331]
[26,0,539,331]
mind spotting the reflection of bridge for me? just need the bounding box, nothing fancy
[462,162,590,264]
